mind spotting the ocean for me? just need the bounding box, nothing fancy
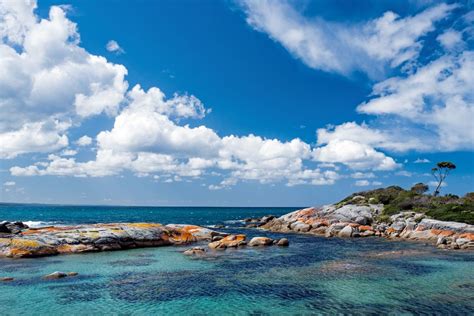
[1,204,473,315]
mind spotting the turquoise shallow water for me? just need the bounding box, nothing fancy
[1,204,473,315]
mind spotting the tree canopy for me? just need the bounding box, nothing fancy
[431,161,456,196]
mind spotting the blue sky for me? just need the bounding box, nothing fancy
[0,0,473,206]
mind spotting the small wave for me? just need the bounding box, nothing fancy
[23,221,57,228]
[223,219,244,224]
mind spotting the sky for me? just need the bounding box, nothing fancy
[0,0,473,206]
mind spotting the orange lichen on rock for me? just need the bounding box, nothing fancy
[10,239,42,248]
[169,229,197,244]
[208,234,246,249]
[359,225,373,232]
[295,208,317,218]
[22,226,74,235]
[305,218,329,227]
[458,233,474,241]
[9,248,32,257]
[430,229,455,237]
[386,227,396,234]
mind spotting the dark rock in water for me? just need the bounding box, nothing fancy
[260,215,275,223]
[276,238,289,246]
[1,277,14,282]
[211,235,224,242]
[43,271,68,279]
[0,221,28,234]
[0,223,9,234]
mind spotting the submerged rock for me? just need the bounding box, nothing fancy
[183,247,206,256]
[0,277,14,282]
[43,271,68,279]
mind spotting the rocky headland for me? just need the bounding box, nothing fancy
[248,187,474,250]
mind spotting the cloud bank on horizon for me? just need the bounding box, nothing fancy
[0,0,472,193]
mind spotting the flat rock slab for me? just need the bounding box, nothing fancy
[0,223,224,258]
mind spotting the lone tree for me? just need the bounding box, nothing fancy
[411,183,429,195]
[431,161,456,196]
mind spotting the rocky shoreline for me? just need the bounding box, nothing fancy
[0,221,288,259]
[246,197,474,250]
[0,222,229,258]
[1,195,472,259]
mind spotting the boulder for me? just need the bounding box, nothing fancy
[248,237,273,247]
[208,234,246,249]
[355,216,368,225]
[338,225,353,238]
[276,238,289,246]
[332,205,375,224]
[390,221,406,233]
[290,221,311,232]
[456,238,470,247]
[325,223,346,237]
[360,230,375,237]
[166,224,228,241]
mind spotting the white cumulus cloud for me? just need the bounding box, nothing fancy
[76,135,92,147]
[0,2,128,158]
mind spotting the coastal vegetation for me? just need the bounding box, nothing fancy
[338,185,474,225]
[338,161,473,224]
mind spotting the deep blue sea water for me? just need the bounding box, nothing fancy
[1,204,473,315]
